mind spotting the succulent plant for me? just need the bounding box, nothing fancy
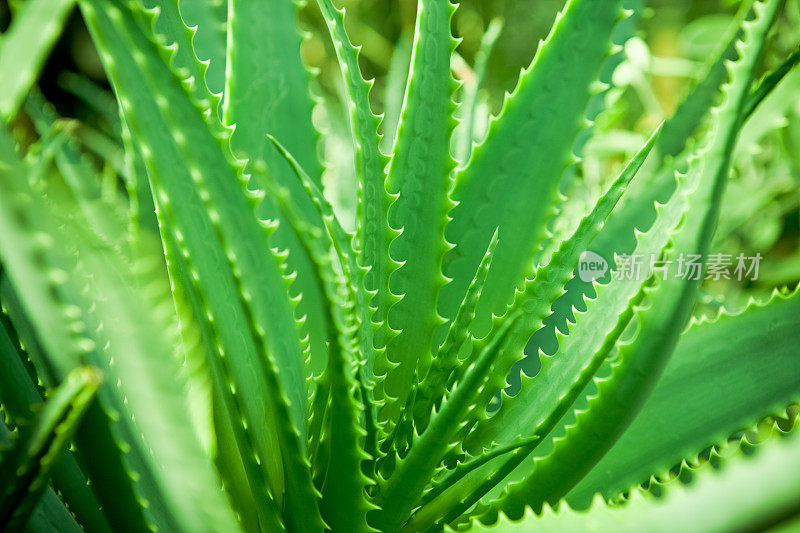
[0,0,798,531]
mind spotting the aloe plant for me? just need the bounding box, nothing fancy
[0,0,799,531]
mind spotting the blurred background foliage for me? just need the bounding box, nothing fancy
[1,0,798,312]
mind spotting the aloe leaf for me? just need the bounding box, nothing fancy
[273,184,374,533]
[568,287,800,507]
[0,311,111,533]
[265,135,387,492]
[0,125,91,378]
[466,419,800,533]
[409,435,544,530]
[0,366,100,531]
[411,227,499,433]
[394,125,661,531]
[536,0,781,372]
[464,123,660,425]
[79,0,310,443]
[267,135,377,370]
[385,121,662,533]
[135,0,218,112]
[377,231,500,475]
[159,219,279,532]
[1,259,156,533]
[465,172,685,454]
[2,117,246,531]
[0,395,82,533]
[120,117,159,234]
[0,248,155,532]
[563,0,755,290]
[456,18,503,164]
[178,0,227,95]
[572,1,753,285]
[440,0,625,344]
[314,0,395,363]
[488,0,783,517]
[76,1,325,528]
[371,319,518,532]
[24,92,130,248]
[56,71,121,136]
[72,228,243,533]
[25,488,83,533]
[0,0,76,120]
[223,0,332,375]
[379,0,459,427]
[382,33,412,151]
[224,0,321,182]
[123,0,220,233]
[744,45,800,120]
[414,163,689,530]
[656,0,754,159]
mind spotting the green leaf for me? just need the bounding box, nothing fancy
[413,227,499,433]
[568,287,800,507]
[266,134,377,374]
[417,156,687,530]
[120,117,159,234]
[0,305,111,533]
[464,169,684,454]
[56,71,121,136]
[0,0,76,120]
[178,0,227,95]
[371,319,519,532]
[464,123,661,436]
[487,0,783,517]
[440,0,625,345]
[464,419,800,533]
[277,195,374,533]
[224,0,321,182]
[382,33,412,152]
[25,488,83,533]
[456,18,503,164]
[223,0,333,378]
[136,0,218,112]
[655,0,754,159]
[159,221,280,532]
[2,114,244,532]
[0,366,100,531]
[379,0,459,428]
[78,0,316,509]
[0,135,156,530]
[314,0,395,371]
[376,228,499,480]
[399,124,662,532]
[744,45,800,120]
[72,227,243,533]
[24,92,131,248]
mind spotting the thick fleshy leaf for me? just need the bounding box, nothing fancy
[0,0,75,119]
[0,367,99,531]
[463,419,800,533]
[378,0,460,428]
[178,0,227,95]
[224,0,332,377]
[568,287,800,506]
[487,0,783,517]
[373,125,658,532]
[76,4,326,529]
[440,0,625,345]
[0,306,111,533]
[313,0,391,379]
